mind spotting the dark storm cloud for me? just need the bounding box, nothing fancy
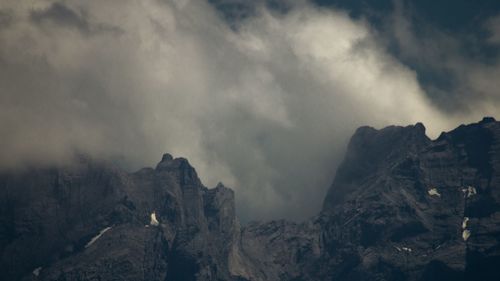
[0,0,493,221]
[30,2,122,36]
[0,9,13,28]
[30,2,90,32]
[209,0,293,26]
[388,1,500,115]
[209,0,255,23]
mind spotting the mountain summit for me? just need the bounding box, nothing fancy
[1,118,499,281]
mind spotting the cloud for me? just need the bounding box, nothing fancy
[30,2,92,32]
[388,1,500,117]
[0,0,487,221]
[486,15,500,45]
[29,2,121,35]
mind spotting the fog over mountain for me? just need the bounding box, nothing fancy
[0,0,499,221]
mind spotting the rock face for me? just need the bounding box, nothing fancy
[315,117,500,281]
[1,118,500,281]
[0,155,240,281]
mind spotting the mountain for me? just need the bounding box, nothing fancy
[1,118,499,281]
[0,154,240,281]
[315,117,500,280]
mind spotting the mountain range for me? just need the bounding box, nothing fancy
[1,117,499,281]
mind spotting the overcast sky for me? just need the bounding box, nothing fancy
[0,0,499,222]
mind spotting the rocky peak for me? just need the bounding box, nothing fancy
[161,153,174,162]
[316,118,500,281]
[436,117,499,180]
[347,123,430,168]
[323,123,431,210]
[155,153,201,186]
[479,116,496,124]
[0,151,244,281]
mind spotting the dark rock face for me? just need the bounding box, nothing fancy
[235,118,500,281]
[0,155,240,281]
[1,118,500,281]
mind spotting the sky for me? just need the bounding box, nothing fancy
[0,0,499,222]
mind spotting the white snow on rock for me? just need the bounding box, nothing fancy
[462,229,471,241]
[427,188,441,197]
[402,247,412,252]
[33,267,42,276]
[85,226,112,248]
[394,246,413,253]
[150,212,159,226]
[462,217,469,229]
[466,186,477,198]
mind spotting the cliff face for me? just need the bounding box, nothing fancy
[314,117,500,281]
[0,154,240,281]
[1,118,500,281]
[238,117,500,281]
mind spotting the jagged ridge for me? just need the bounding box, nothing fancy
[1,118,500,281]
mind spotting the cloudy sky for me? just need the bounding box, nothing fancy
[0,0,499,222]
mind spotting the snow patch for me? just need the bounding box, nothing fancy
[462,229,471,241]
[427,188,441,197]
[150,212,159,226]
[33,267,42,276]
[466,186,477,198]
[462,217,469,229]
[85,227,112,248]
[402,247,412,253]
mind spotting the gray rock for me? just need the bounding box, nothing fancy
[232,118,500,281]
[1,156,240,281]
[2,117,500,281]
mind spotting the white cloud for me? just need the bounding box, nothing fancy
[0,0,479,221]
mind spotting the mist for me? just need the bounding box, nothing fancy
[0,0,497,221]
